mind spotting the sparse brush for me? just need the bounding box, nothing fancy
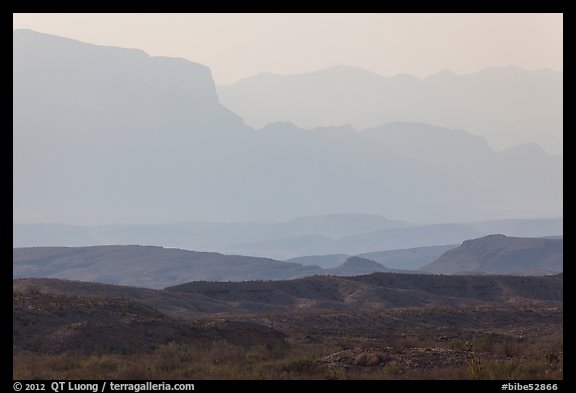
[383,361,402,377]
[466,355,485,379]
[545,352,560,367]
[13,303,563,380]
[353,351,388,367]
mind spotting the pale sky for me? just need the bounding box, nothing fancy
[13,13,563,85]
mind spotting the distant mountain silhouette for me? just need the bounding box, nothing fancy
[420,235,563,275]
[321,256,420,276]
[227,223,482,258]
[356,245,459,270]
[324,256,390,276]
[276,214,411,238]
[13,30,562,225]
[285,245,458,271]
[13,245,322,289]
[13,217,562,261]
[285,254,350,269]
[14,233,563,288]
[12,214,409,251]
[218,65,563,154]
[465,217,564,238]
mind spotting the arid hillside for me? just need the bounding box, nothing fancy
[13,290,286,355]
[14,271,562,319]
[13,275,563,380]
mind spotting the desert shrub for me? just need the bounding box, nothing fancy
[82,355,119,374]
[324,367,347,380]
[467,358,530,380]
[393,335,421,349]
[281,358,316,373]
[26,285,41,296]
[467,356,485,379]
[207,340,246,365]
[246,344,287,362]
[353,351,388,367]
[154,342,197,372]
[495,339,521,358]
[471,333,494,353]
[383,361,402,377]
[545,351,560,367]
[449,338,471,351]
[117,362,152,379]
[485,360,520,379]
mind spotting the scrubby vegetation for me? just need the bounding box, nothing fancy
[14,331,562,380]
[13,279,563,380]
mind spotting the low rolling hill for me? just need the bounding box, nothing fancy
[15,269,561,319]
[13,289,286,355]
[167,272,563,312]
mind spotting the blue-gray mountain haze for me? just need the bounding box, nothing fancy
[13,30,562,228]
[218,65,563,154]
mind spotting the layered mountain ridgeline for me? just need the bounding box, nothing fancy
[12,245,421,292]
[14,216,563,260]
[14,271,562,321]
[421,235,563,275]
[167,273,562,312]
[285,244,458,271]
[217,65,563,153]
[14,30,561,226]
[356,245,459,270]
[12,245,322,289]
[228,223,482,259]
[13,214,411,251]
[14,232,563,289]
[286,254,350,269]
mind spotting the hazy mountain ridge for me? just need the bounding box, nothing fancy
[285,245,459,271]
[13,30,562,225]
[14,232,563,289]
[421,235,563,275]
[11,19,564,381]
[224,223,481,259]
[218,65,563,153]
[356,245,460,270]
[14,217,563,261]
[223,219,562,259]
[320,256,422,276]
[13,245,322,289]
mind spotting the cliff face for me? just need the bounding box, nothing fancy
[13,29,245,132]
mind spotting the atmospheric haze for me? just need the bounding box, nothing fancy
[12,13,563,85]
[12,14,562,228]
[12,14,564,381]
